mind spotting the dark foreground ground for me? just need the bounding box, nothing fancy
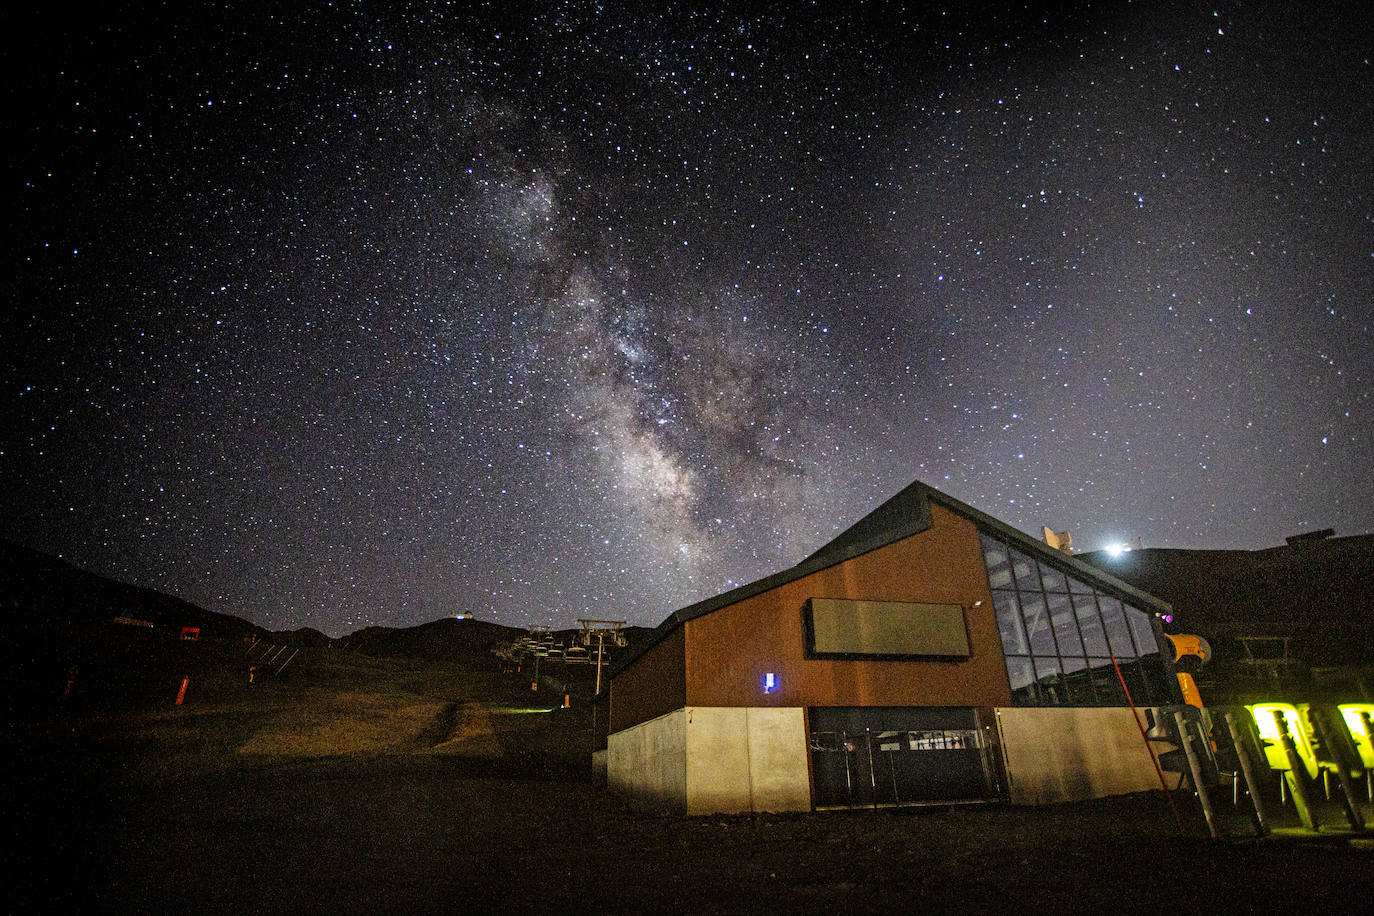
[7,645,1372,914]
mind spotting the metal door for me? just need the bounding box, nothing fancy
[809,707,1001,807]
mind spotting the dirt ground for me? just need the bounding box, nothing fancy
[7,644,1373,914]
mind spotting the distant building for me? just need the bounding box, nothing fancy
[598,479,1182,815]
[111,616,154,629]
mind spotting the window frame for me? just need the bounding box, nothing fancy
[979,531,1174,708]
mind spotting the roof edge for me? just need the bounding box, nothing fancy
[610,479,1173,679]
[918,486,1172,615]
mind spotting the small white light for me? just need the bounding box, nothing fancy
[1106,543,1129,557]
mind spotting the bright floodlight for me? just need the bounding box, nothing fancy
[1105,542,1128,557]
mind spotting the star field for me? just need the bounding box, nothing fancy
[5,2,1371,635]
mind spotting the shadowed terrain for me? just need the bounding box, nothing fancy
[4,544,1373,913]
[7,635,1372,914]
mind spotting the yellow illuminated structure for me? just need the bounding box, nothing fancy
[1163,633,1209,660]
[1247,703,1320,779]
[1174,672,1203,708]
[1338,703,1374,771]
[1161,633,1210,709]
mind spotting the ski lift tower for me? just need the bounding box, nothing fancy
[578,619,627,696]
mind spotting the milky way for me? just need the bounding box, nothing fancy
[5,3,1371,635]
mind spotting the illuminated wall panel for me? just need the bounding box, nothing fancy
[805,597,970,659]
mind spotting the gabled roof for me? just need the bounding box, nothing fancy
[609,478,1172,678]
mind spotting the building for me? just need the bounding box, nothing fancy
[597,479,1182,814]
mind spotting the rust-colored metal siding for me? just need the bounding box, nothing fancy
[609,625,686,733]
[684,503,1012,708]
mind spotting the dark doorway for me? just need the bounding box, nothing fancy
[808,707,1002,808]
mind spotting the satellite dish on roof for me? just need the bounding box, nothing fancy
[1042,526,1073,553]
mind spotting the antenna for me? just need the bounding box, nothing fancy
[1042,526,1073,553]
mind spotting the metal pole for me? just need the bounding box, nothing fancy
[1309,708,1366,830]
[1363,713,1374,802]
[844,732,853,803]
[1224,712,1270,836]
[1174,710,1222,839]
[1277,731,1318,830]
[594,633,605,696]
[866,727,877,809]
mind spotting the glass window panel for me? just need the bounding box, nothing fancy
[1089,658,1127,705]
[1038,562,1069,593]
[1004,655,1039,705]
[1138,654,1173,704]
[1074,593,1109,656]
[1115,658,1149,705]
[1098,595,1137,658]
[810,731,840,752]
[1032,655,1068,706]
[1127,606,1160,655]
[1047,592,1083,658]
[993,591,1029,655]
[1021,592,1057,656]
[980,536,1013,590]
[1009,547,1040,592]
[1060,655,1097,705]
[1068,571,1095,595]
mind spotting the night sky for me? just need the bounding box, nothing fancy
[5,2,1371,636]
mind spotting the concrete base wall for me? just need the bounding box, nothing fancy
[996,706,1162,805]
[685,707,812,814]
[607,708,688,812]
[611,705,1162,812]
[607,707,811,814]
